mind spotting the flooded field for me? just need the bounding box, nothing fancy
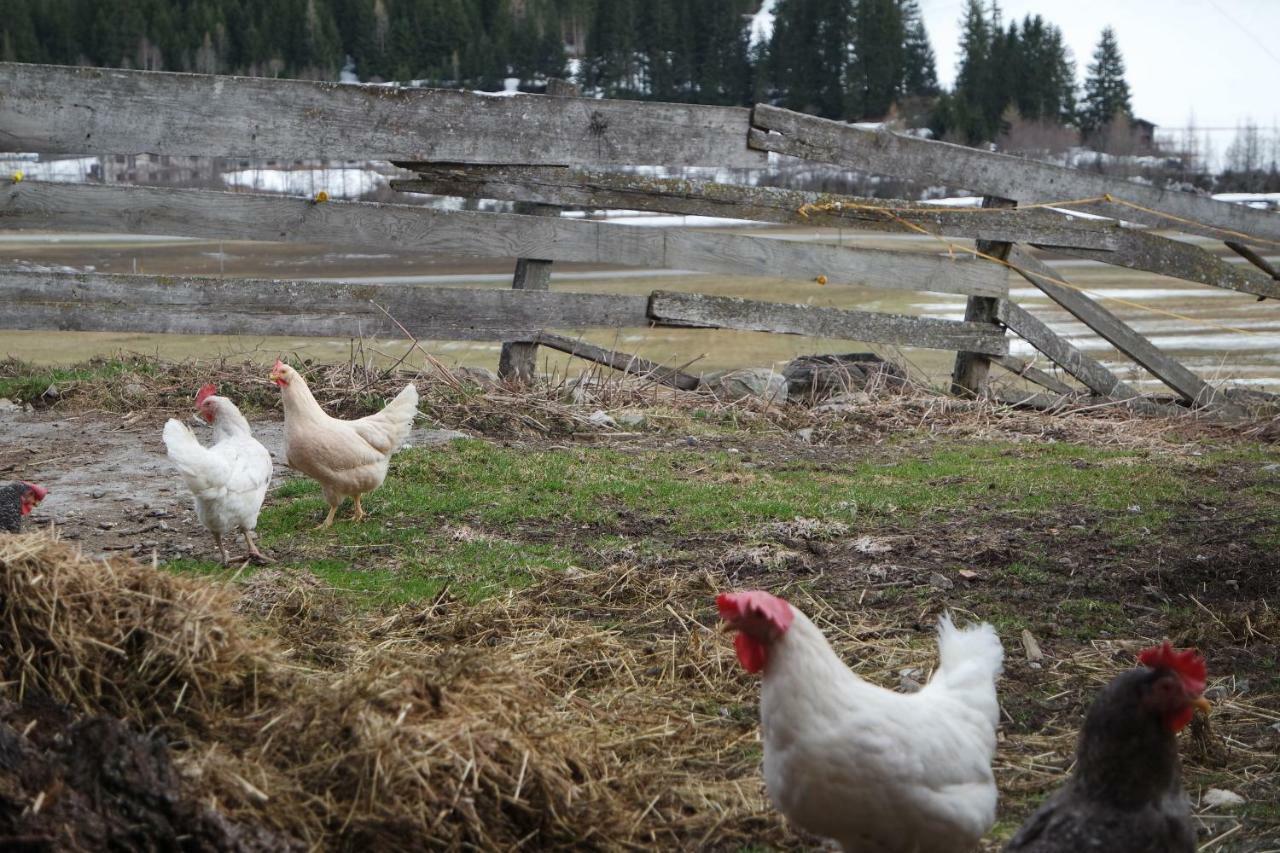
[2,226,1278,392]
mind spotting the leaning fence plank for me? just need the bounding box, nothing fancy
[1005,247,1230,409]
[0,181,1007,298]
[648,291,1008,355]
[395,166,1122,251]
[530,333,700,390]
[399,166,1280,299]
[992,357,1078,396]
[0,62,765,168]
[0,270,650,339]
[951,196,1014,397]
[997,301,1140,400]
[750,104,1280,245]
[1224,241,1280,290]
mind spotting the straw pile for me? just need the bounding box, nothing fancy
[0,531,797,851]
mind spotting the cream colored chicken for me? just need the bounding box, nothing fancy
[270,360,419,528]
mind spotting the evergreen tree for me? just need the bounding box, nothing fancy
[949,0,992,142]
[1080,26,1132,138]
[899,0,937,97]
[770,0,854,119]
[848,0,904,119]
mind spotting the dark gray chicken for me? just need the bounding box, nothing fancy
[1005,642,1210,853]
[0,481,48,533]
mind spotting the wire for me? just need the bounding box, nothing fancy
[1204,0,1280,70]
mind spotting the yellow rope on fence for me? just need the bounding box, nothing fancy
[795,197,1264,338]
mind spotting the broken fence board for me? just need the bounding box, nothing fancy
[751,104,1280,245]
[997,301,1140,400]
[0,270,651,340]
[951,195,1014,397]
[0,62,764,168]
[648,291,1008,355]
[992,356,1077,396]
[1005,246,1228,409]
[395,166,1122,251]
[530,333,700,390]
[0,181,1007,298]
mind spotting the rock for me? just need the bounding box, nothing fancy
[124,382,147,398]
[683,436,698,446]
[91,490,106,499]
[898,667,923,693]
[1202,788,1245,808]
[1021,629,1044,662]
[929,572,955,590]
[454,366,497,387]
[783,353,907,402]
[812,391,873,415]
[852,536,892,555]
[0,398,19,413]
[43,383,61,400]
[794,427,814,443]
[587,410,617,429]
[701,368,788,404]
[616,410,646,428]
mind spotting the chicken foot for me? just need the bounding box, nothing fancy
[242,529,274,564]
[352,494,367,522]
[316,503,339,530]
[212,532,230,565]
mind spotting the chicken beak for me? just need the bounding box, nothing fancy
[1192,696,1212,717]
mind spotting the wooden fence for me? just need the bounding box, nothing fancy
[2,62,1277,414]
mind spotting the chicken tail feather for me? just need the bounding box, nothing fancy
[928,613,1004,722]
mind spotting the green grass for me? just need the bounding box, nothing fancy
[0,359,159,402]
[163,438,1280,607]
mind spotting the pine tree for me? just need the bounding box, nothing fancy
[770,0,854,119]
[848,0,904,119]
[1080,26,1132,138]
[949,0,992,142]
[899,0,937,97]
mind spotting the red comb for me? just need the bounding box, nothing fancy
[1138,641,1207,696]
[195,383,218,405]
[273,359,285,371]
[22,482,48,501]
[716,590,794,630]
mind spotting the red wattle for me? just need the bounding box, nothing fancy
[735,632,767,674]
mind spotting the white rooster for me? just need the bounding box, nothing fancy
[163,384,274,565]
[718,590,1004,853]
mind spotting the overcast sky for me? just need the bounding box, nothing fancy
[920,0,1280,138]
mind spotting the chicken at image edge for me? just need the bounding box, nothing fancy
[0,481,48,533]
[1003,641,1211,853]
[718,590,1004,853]
[163,384,274,565]
[270,360,419,528]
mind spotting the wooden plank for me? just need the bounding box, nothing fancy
[998,301,1140,400]
[530,332,700,390]
[1005,246,1231,409]
[0,270,650,339]
[751,104,1280,245]
[1224,241,1280,291]
[0,181,1008,298]
[399,166,1280,300]
[992,356,1077,396]
[394,166,1122,251]
[648,291,1008,355]
[951,195,1014,397]
[499,202,559,383]
[0,62,765,168]
[1060,231,1280,301]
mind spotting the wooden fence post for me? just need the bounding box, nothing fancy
[497,78,578,384]
[951,195,1015,397]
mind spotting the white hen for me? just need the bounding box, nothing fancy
[718,590,1003,853]
[163,384,274,564]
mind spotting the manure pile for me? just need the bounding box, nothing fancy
[0,532,793,851]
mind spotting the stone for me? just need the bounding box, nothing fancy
[587,410,617,429]
[43,384,60,399]
[783,353,907,402]
[0,398,19,414]
[454,366,497,387]
[701,368,788,404]
[929,572,955,590]
[794,427,814,443]
[616,410,646,428]
[1202,789,1245,808]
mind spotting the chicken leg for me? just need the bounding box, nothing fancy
[352,494,367,522]
[242,529,274,564]
[316,503,338,530]
[213,531,230,565]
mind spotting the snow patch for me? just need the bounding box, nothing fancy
[748,0,777,48]
[220,167,389,199]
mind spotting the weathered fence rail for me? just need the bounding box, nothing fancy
[1,60,1276,415]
